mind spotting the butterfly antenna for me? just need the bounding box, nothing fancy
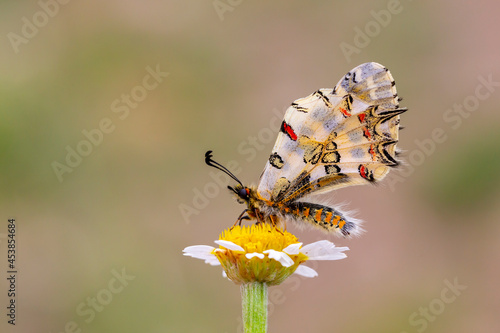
[205,150,243,186]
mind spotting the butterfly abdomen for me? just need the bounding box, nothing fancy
[279,202,360,237]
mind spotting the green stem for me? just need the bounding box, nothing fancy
[241,282,268,333]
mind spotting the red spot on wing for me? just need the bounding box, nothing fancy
[340,108,351,117]
[369,144,377,160]
[363,127,371,139]
[281,121,298,141]
[359,165,367,179]
[358,113,366,123]
[358,164,373,181]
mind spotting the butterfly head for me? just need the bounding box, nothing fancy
[228,184,252,204]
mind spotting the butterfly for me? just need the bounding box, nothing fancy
[205,62,406,237]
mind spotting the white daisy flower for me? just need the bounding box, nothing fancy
[183,224,348,285]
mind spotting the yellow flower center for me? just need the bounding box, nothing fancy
[213,224,308,285]
[218,224,299,252]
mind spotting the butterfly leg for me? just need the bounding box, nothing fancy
[268,215,285,234]
[253,209,265,226]
[231,209,251,229]
[268,214,278,227]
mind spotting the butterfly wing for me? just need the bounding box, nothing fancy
[257,62,406,203]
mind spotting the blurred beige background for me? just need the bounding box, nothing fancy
[1,1,499,332]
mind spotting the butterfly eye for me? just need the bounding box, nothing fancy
[238,188,248,199]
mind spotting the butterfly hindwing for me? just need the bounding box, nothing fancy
[335,61,400,110]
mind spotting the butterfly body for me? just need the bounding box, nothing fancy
[207,62,406,237]
[230,184,355,236]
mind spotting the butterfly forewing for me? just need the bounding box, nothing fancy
[257,62,406,204]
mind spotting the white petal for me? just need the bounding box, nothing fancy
[205,257,221,266]
[214,240,245,252]
[246,252,265,259]
[283,243,302,255]
[263,250,294,267]
[207,249,225,266]
[294,265,318,278]
[300,240,349,260]
[183,245,221,266]
[183,245,216,260]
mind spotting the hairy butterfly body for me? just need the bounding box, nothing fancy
[206,62,406,237]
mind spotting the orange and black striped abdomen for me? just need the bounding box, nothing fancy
[284,202,356,236]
